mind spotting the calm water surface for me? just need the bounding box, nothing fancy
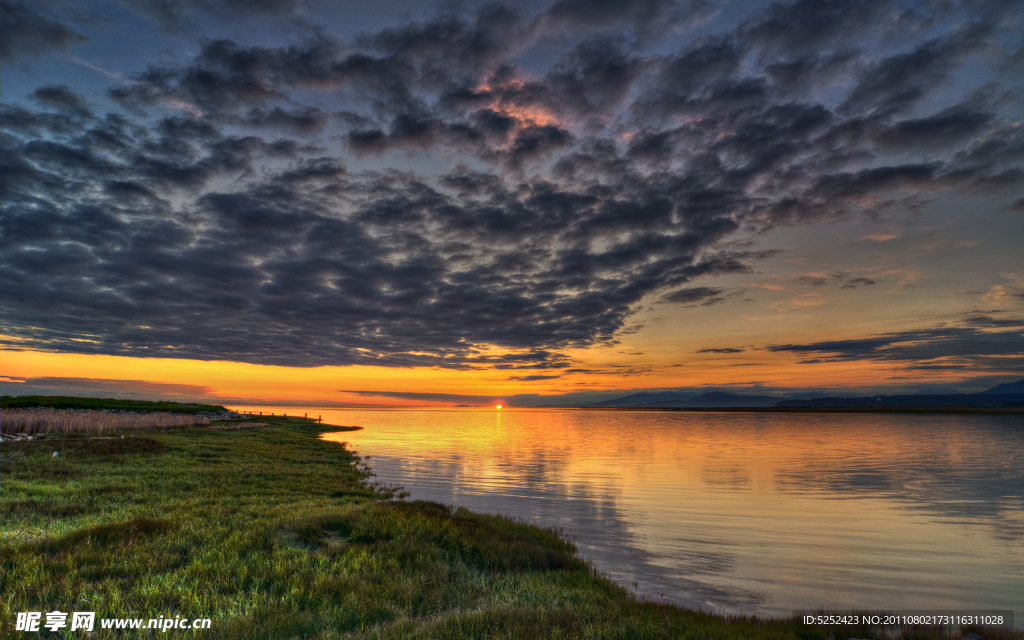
[239,407,1023,622]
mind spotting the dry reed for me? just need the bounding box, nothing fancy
[1,408,210,436]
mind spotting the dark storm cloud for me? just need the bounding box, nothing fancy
[363,4,534,78]
[793,272,876,288]
[659,287,726,305]
[838,26,991,117]
[0,0,87,62]
[543,0,699,39]
[840,277,875,289]
[959,313,1024,329]
[3,0,1021,370]
[764,50,860,94]
[740,0,890,58]
[872,106,997,150]
[276,158,346,184]
[117,0,305,30]
[633,38,754,120]
[768,324,1024,371]
[1,102,766,366]
[240,106,329,134]
[342,390,499,405]
[503,125,573,166]
[807,164,941,201]
[944,123,1024,194]
[109,36,420,117]
[539,37,649,121]
[30,85,91,115]
[346,114,486,156]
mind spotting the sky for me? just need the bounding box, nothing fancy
[1,0,1022,407]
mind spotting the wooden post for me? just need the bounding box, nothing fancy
[318,415,322,423]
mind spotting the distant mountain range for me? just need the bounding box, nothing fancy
[593,391,697,407]
[776,393,1022,409]
[589,381,1024,409]
[594,391,781,408]
[982,380,1024,395]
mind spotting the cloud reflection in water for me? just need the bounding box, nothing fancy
[317,409,1023,618]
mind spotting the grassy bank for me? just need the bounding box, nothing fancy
[0,416,1014,639]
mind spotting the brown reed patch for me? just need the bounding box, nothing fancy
[0,408,210,436]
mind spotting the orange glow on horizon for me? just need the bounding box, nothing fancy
[0,344,1002,407]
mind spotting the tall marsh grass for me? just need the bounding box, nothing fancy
[1,408,210,436]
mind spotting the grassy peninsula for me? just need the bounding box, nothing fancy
[0,409,1013,639]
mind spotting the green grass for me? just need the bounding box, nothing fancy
[0,415,1016,639]
[0,395,227,413]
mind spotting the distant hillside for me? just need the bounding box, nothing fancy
[593,391,696,408]
[650,391,781,408]
[588,382,1024,409]
[776,393,1022,409]
[982,380,1024,394]
[594,390,782,408]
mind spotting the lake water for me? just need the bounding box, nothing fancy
[237,407,1023,624]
